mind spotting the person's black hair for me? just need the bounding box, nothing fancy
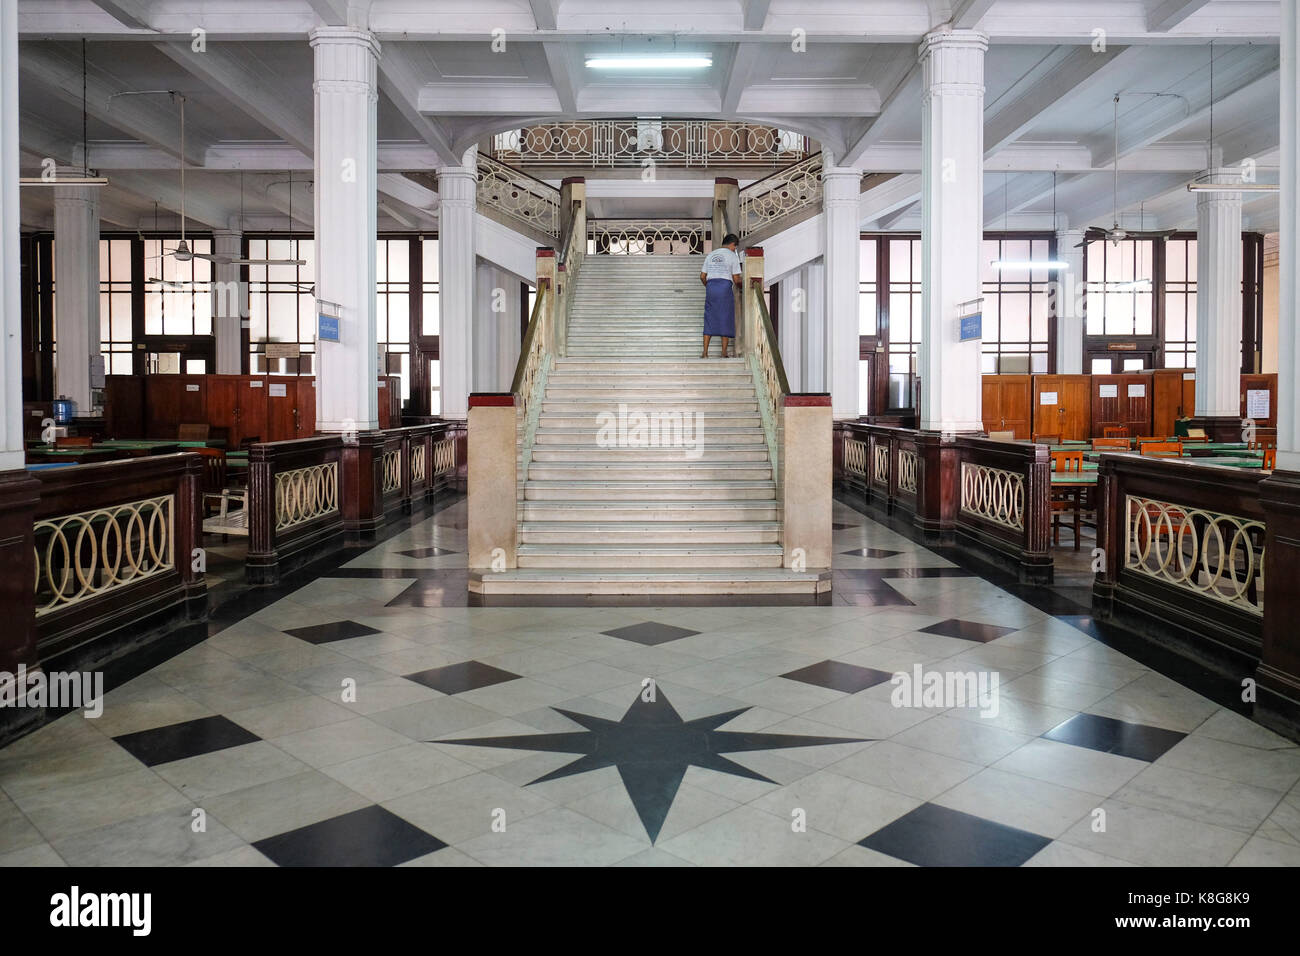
[722,233,740,246]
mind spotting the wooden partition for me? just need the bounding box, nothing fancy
[982,375,1032,439]
[1031,374,1090,440]
[31,454,206,670]
[1241,373,1278,429]
[104,373,398,443]
[246,436,345,585]
[1091,373,1154,438]
[1152,369,1196,436]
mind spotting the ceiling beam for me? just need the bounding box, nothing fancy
[19,45,208,167]
[721,42,763,115]
[743,0,772,31]
[153,41,312,153]
[841,62,918,165]
[374,44,461,165]
[1063,171,1193,229]
[107,171,234,230]
[528,0,557,31]
[1147,0,1213,32]
[89,0,153,30]
[949,0,997,29]
[542,42,579,114]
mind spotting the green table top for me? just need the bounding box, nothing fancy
[1051,472,1097,485]
[97,440,182,451]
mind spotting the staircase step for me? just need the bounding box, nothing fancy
[529,445,769,461]
[517,543,785,569]
[469,567,830,595]
[521,499,779,521]
[519,521,781,544]
[526,463,772,481]
[524,480,777,500]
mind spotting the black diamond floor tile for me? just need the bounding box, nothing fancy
[918,617,1018,643]
[113,715,261,767]
[601,621,700,646]
[252,805,447,866]
[405,660,522,694]
[395,546,459,558]
[1042,712,1186,762]
[781,659,895,694]
[841,548,903,558]
[858,803,1051,867]
[832,522,859,531]
[283,619,382,645]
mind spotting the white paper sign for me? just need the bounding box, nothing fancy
[249,380,264,388]
[1246,389,1270,419]
[1039,391,1058,405]
[1128,384,1146,398]
[269,383,287,397]
[1098,384,1118,398]
[1183,372,1195,381]
[186,384,200,392]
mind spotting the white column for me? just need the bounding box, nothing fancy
[1055,226,1086,374]
[0,0,20,470]
[804,260,826,392]
[53,177,100,412]
[472,262,520,392]
[311,27,380,432]
[1193,168,1244,419]
[918,28,987,432]
[438,146,477,419]
[777,271,805,393]
[1280,2,1300,470]
[823,157,860,415]
[211,229,243,374]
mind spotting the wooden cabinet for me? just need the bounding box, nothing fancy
[981,375,1032,438]
[1240,373,1277,429]
[207,375,268,447]
[1153,369,1195,436]
[1031,374,1091,440]
[103,376,145,438]
[1091,373,1154,437]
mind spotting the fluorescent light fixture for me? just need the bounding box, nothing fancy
[1186,182,1278,192]
[585,55,712,70]
[992,260,1069,272]
[20,176,109,186]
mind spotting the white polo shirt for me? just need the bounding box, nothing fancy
[702,247,742,281]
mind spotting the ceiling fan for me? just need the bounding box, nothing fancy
[1077,95,1177,247]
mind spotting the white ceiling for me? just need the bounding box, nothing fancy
[15,0,1284,234]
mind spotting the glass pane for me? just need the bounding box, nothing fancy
[1165,295,1185,341]
[859,291,877,336]
[1134,293,1152,335]
[888,373,909,408]
[981,351,997,373]
[423,239,439,284]
[889,240,912,280]
[1000,295,1029,342]
[858,359,871,415]
[422,292,440,336]
[386,296,409,344]
[1091,358,1112,374]
[1122,357,1145,371]
[387,241,409,283]
[890,293,912,344]
[269,298,296,341]
[112,292,131,340]
[859,240,876,282]
[185,358,206,374]
[1167,240,1186,282]
[1186,293,1197,340]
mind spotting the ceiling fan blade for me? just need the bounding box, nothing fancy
[235,258,308,266]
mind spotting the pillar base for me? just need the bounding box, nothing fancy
[1185,415,1243,443]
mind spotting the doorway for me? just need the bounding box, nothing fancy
[1087,350,1155,375]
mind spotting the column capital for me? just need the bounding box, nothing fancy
[1194,167,1246,206]
[918,27,988,61]
[308,26,381,57]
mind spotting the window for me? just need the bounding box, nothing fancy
[980,237,1052,374]
[428,358,441,416]
[144,238,212,337]
[421,239,440,336]
[376,239,412,404]
[99,238,133,375]
[1163,237,1197,368]
[1084,239,1154,336]
[247,237,315,374]
[886,238,922,409]
[859,238,878,336]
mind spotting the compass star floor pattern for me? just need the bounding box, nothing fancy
[436,690,869,842]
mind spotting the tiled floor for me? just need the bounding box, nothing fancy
[3,497,1299,867]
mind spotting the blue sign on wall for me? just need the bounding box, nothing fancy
[959,312,982,342]
[318,314,340,343]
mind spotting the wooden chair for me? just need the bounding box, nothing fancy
[1139,440,1183,457]
[54,435,94,447]
[1263,447,1277,470]
[1032,433,1061,445]
[1050,451,1087,551]
[194,447,249,537]
[1103,426,1129,438]
[1181,435,1209,443]
[1091,437,1130,451]
[1248,439,1276,451]
[987,430,1016,442]
[178,423,210,441]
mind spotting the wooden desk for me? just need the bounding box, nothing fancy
[26,447,126,464]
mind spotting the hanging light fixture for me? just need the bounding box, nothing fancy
[21,41,109,186]
[991,172,1068,272]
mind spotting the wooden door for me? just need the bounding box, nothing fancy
[1032,374,1090,441]
[981,375,1032,438]
[1152,369,1195,436]
[1092,373,1154,437]
[296,378,316,438]
[176,374,208,427]
[265,376,305,441]
[144,377,181,439]
[207,376,241,446]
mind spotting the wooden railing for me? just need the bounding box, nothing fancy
[247,436,344,585]
[30,454,205,669]
[1094,454,1267,676]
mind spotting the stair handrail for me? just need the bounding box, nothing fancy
[477,152,561,239]
[512,278,553,500]
[748,278,789,479]
[738,151,823,238]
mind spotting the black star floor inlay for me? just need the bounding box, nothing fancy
[601,621,700,646]
[841,548,903,558]
[859,803,1051,867]
[395,546,458,558]
[114,715,261,767]
[283,619,382,645]
[781,659,895,694]
[252,805,447,867]
[1042,713,1186,762]
[436,690,869,842]
[918,617,1018,643]
[405,660,521,694]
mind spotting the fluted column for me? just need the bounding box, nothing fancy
[438,146,477,420]
[1191,168,1244,435]
[0,0,21,470]
[53,175,101,412]
[1054,227,1086,374]
[211,229,243,374]
[823,159,860,419]
[311,26,380,432]
[918,28,987,432]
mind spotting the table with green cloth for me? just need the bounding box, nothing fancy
[26,447,126,464]
[95,440,182,456]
